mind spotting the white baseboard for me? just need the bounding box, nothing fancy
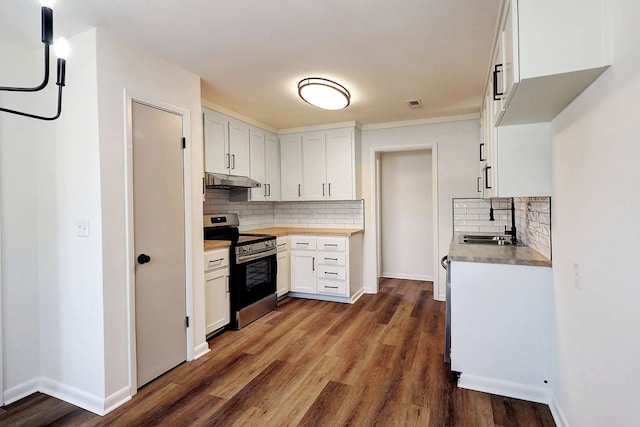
[193,343,211,360]
[380,273,435,282]
[3,378,39,405]
[103,386,132,415]
[457,373,551,405]
[288,289,363,304]
[549,393,569,427]
[39,377,108,415]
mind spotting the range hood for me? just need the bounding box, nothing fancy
[204,172,261,190]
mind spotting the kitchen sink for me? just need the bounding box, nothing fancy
[458,234,517,246]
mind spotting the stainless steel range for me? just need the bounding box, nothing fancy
[204,214,277,329]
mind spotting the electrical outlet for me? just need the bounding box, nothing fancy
[77,217,89,237]
[573,263,581,289]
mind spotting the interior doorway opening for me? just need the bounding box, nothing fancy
[373,144,439,297]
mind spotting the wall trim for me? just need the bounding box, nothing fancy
[361,113,479,131]
[549,394,568,427]
[457,373,552,405]
[193,343,211,360]
[2,378,39,406]
[39,377,107,415]
[381,273,435,282]
[278,120,362,134]
[102,386,132,415]
[201,99,278,133]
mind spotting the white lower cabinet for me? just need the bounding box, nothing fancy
[289,234,363,303]
[204,247,230,335]
[450,260,553,403]
[276,236,290,298]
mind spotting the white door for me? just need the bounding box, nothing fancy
[290,251,317,293]
[264,133,280,201]
[249,129,266,201]
[203,108,228,174]
[228,118,250,176]
[132,101,187,387]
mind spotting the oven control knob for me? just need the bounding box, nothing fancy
[265,240,272,247]
[243,245,252,253]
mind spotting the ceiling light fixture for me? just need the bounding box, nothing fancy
[298,77,351,110]
[0,0,69,121]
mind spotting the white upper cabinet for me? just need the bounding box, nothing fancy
[279,134,304,201]
[280,127,360,202]
[325,129,355,200]
[249,128,280,201]
[302,132,327,200]
[300,127,359,201]
[493,0,611,125]
[203,107,250,176]
[203,109,228,175]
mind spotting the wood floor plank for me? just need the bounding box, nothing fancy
[0,279,556,427]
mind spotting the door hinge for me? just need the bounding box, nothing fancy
[185,316,189,328]
[182,137,186,149]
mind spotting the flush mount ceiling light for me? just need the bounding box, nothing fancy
[298,77,351,110]
[0,0,69,121]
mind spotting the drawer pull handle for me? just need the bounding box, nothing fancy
[296,242,309,246]
[209,258,224,264]
[324,244,338,247]
[324,257,338,261]
[325,271,339,275]
[277,243,287,247]
[325,285,339,289]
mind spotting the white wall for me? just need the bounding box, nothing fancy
[380,150,433,280]
[550,0,640,425]
[94,28,204,410]
[1,27,204,414]
[361,120,480,299]
[0,40,41,402]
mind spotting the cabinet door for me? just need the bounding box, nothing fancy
[276,237,289,297]
[249,129,266,201]
[203,109,229,174]
[501,0,519,105]
[302,132,327,200]
[290,251,316,293]
[280,136,303,201]
[325,129,354,200]
[264,133,280,201]
[205,268,230,334]
[228,118,250,176]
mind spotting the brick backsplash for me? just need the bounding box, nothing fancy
[204,189,365,231]
[453,197,552,260]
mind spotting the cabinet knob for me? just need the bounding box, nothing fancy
[137,254,151,264]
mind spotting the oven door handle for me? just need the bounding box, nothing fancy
[236,248,277,264]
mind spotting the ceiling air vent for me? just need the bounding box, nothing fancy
[406,99,423,109]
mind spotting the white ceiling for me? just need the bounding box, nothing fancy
[0,0,501,130]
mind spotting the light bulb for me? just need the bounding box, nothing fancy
[40,0,56,8]
[54,37,70,59]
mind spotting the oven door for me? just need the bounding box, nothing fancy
[235,252,277,308]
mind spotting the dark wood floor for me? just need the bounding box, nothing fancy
[0,278,555,426]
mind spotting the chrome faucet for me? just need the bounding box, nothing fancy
[489,197,517,243]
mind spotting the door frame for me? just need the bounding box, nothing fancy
[124,91,193,394]
[372,143,440,297]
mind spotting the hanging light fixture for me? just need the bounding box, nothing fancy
[0,0,69,121]
[298,77,350,110]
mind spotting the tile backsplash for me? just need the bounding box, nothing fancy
[204,189,365,231]
[453,197,552,259]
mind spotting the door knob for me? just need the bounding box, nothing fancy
[137,254,151,264]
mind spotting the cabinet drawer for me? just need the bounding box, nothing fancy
[276,238,288,252]
[317,280,347,295]
[317,251,346,266]
[317,237,346,251]
[204,249,229,271]
[290,236,317,250]
[318,266,346,281]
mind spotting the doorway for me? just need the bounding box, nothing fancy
[130,100,187,388]
[379,149,434,281]
[373,144,439,296]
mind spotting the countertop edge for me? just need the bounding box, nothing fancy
[448,234,552,268]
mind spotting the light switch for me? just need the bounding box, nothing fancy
[77,217,89,237]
